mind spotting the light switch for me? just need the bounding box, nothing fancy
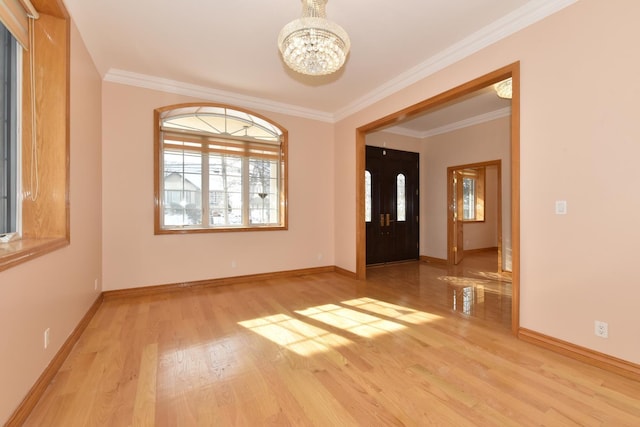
[555,200,567,215]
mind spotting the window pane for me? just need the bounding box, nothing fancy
[249,158,278,225]
[209,154,243,226]
[365,171,371,222]
[161,106,282,143]
[1,25,18,234]
[463,177,475,220]
[397,174,406,222]
[163,150,202,226]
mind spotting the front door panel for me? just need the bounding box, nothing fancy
[365,146,419,265]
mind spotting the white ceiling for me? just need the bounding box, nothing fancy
[382,85,512,138]
[63,0,574,129]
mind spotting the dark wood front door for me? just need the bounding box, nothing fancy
[366,146,419,265]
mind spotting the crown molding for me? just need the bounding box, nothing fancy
[385,107,512,139]
[103,69,335,123]
[103,0,576,124]
[333,0,577,121]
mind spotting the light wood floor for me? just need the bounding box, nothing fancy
[24,253,640,426]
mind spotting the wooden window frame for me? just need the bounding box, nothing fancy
[461,167,485,223]
[0,0,70,272]
[154,103,288,234]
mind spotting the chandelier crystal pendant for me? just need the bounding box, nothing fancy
[494,78,512,99]
[278,0,351,76]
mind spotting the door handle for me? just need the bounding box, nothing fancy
[380,214,385,227]
[386,213,390,226]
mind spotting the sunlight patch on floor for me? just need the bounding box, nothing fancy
[474,269,512,283]
[295,304,406,338]
[238,313,351,356]
[239,298,443,356]
[341,297,443,325]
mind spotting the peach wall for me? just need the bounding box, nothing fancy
[0,22,102,423]
[101,84,335,290]
[335,0,640,364]
[422,117,511,264]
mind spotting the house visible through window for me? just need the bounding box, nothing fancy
[155,104,287,233]
[0,24,18,236]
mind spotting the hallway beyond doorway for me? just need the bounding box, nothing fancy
[366,249,511,330]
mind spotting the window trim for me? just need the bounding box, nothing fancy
[153,103,288,234]
[0,3,70,272]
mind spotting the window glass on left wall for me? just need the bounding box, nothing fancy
[0,24,19,236]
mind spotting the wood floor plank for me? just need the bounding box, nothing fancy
[276,366,358,425]
[132,343,158,426]
[317,368,389,422]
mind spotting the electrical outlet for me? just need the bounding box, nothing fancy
[94,278,98,290]
[555,200,567,215]
[44,328,50,349]
[594,320,608,338]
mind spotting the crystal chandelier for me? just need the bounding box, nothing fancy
[278,0,351,76]
[494,78,512,99]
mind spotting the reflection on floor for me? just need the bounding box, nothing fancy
[366,250,511,329]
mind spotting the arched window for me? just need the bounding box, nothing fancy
[154,104,287,233]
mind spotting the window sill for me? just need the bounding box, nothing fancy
[155,225,287,235]
[0,237,69,272]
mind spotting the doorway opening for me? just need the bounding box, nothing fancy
[447,160,505,273]
[355,62,520,334]
[365,146,419,265]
